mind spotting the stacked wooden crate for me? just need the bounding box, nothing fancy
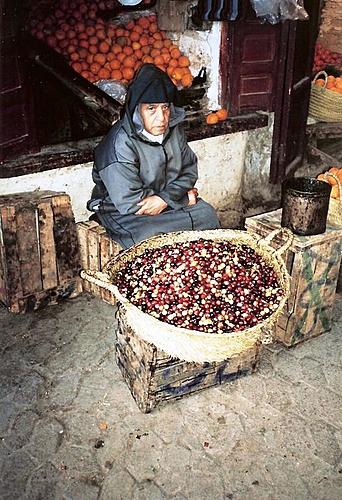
[0,191,81,313]
[77,220,122,305]
[245,209,342,346]
[116,305,261,413]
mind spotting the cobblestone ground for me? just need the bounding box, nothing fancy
[1,293,342,500]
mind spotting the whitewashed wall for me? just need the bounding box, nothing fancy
[0,126,271,227]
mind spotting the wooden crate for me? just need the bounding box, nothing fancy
[0,191,81,313]
[115,305,261,413]
[245,209,342,346]
[77,220,122,305]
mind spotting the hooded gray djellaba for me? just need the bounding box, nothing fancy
[88,63,220,248]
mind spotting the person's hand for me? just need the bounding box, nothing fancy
[187,188,198,206]
[136,195,167,216]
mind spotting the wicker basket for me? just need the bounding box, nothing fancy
[324,172,342,226]
[81,228,293,363]
[309,71,342,123]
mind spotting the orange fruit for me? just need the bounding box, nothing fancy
[110,59,121,70]
[140,36,149,47]
[88,45,97,55]
[171,67,183,81]
[317,173,328,182]
[314,79,325,87]
[133,24,143,34]
[97,29,106,40]
[149,23,158,33]
[98,68,111,79]
[162,52,171,64]
[153,40,164,50]
[123,46,133,56]
[153,32,163,41]
[134,49,143,60]
[122,67,134,80]
[163,39,172,48]
[93,53,106,65]
[206,113,219,125]
[110,69,123,80]
[326,82,335,90]
[122,55,136,68]
[99,42,110,54]
[116,28,125,37]
[90,62,101,75]
[168,58,178,68]
[106,52,115,62]
[71,62,82,73]
[132,42,141,50]
[154,55,164,66]
[130,31,140,42]
[216,108,228,121]
[181,73,193,88]
[142,55,153,64]
[150,48,161,58]
[126,20,135,30]
[137,16,150,29]
[112,44,122,54]
[331,185,340,199]
[117,52,126,63]
[170,48,181,59]
[178,55,190,68]
[88,36,98,45]
[70,52,79,62]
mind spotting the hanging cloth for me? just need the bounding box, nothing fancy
[196,0,239,21]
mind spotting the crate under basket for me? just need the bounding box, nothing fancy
[115,305,262,413]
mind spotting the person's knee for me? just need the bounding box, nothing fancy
[200,201,221,228]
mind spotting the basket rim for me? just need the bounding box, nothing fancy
[103,229,291,340]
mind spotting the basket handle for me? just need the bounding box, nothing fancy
[323,172,342,207]
[80,269,131,305]
[257,227,294,257]
[313,70,328,89]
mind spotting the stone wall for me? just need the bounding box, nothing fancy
[318,0,342,53]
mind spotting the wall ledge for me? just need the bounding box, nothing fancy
[0,113,268,179]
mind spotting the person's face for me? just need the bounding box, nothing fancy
[140,103,171,136]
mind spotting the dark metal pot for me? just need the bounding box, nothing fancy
[281,177,331,236]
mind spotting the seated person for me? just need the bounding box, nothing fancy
[88,63,220,249]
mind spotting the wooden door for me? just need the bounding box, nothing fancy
[220,1,281,115]
[0,0,38,162]
[270,0,323,183]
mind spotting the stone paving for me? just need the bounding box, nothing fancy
[0,292,342,500]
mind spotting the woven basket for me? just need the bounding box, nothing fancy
[324,172,342,226]
[81,228,293,363]
[309,71,342,123]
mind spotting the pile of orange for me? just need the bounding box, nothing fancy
[205,108,229,125]
[314,75,342,94]
[317,167,342,199]
[67,14,193,87]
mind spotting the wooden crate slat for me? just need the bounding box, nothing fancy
[51,194,80,283]
[15,207,43,295]
[87,225,101,296]
[77,221,92,293]
[37,200,58,290]
[0,215,8,305]
[0,206,23,308]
